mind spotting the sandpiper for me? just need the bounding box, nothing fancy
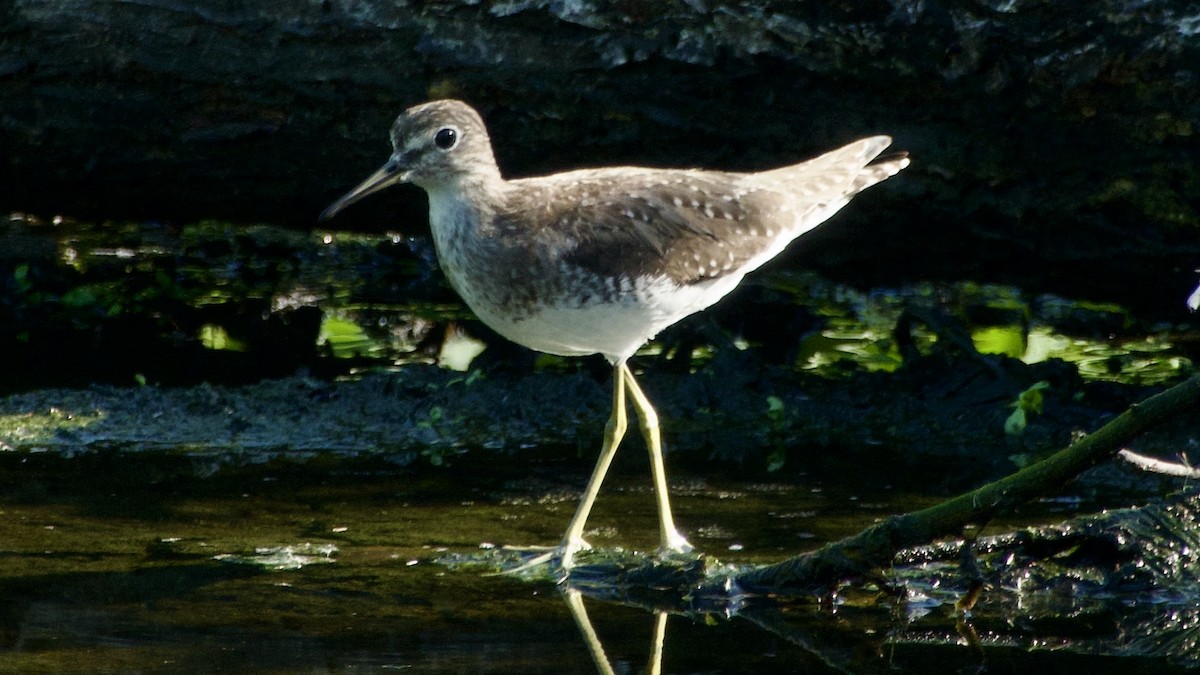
[322,99,909,574]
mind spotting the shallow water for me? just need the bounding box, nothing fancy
[0,452,882,672]
[0,450,1194,673]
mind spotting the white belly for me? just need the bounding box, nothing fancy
[426,185,748,363]
[463,272,746,363]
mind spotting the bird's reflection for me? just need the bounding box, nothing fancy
[562,586,667,675]
[550,565,955,675]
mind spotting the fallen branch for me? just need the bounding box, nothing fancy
[734,375,1200,595]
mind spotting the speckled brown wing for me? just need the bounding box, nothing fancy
[508,169,797,287]
[505,136,905,289]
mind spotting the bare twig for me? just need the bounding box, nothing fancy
[1118,448,1200,478]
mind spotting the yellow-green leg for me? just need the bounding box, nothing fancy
[501,363,627,575]
[621,363,693,555]
[554,362,629,570]
[503,360,689,575]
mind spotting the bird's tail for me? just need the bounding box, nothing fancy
[756,135,910,196]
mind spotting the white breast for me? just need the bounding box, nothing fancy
[469,271,747,363]
[425,182,751,363]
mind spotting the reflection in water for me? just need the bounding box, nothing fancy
[0,439,1198,670]
[565,587,669,675]
[564,588,618,675]
[558,577,914,674]
[542,490,1200,673]
[557,568,1200,674]
[648,610,667,675]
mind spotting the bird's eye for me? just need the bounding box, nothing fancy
[434,127,458,150]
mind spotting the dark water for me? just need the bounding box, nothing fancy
[0,451,1193,673]
[0,452,880,673]
[2,216,1198,672]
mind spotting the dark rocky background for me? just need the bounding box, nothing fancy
[3,0,1198,320]
[3,6,1200,667]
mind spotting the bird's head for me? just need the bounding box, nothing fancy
[321,99,500,220]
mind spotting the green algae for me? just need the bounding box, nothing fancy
[4,216,1195,393]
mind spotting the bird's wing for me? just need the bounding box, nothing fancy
[508,169,797,286]
[505,137,906,287]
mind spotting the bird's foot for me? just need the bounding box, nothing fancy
[658,529,694,558]
[496,537,591,577]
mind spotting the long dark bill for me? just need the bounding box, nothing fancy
[319,157,404,221]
